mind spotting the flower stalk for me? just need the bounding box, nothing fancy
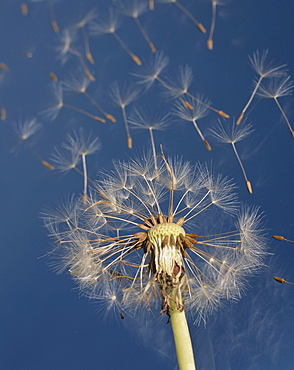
[170,291,196,370]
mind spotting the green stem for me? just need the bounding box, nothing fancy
[170,293,196,370]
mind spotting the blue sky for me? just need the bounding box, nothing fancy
[1,1,294,369]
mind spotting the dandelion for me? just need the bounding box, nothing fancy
[115,0,156,52]
[10,117,54,169]
[62,70,116,122]
[156,0,206,34]
[41,82,105,122]
[44,151,267,369]
[236,50,287,125]
[74,8,98,64]
[257,75,294,138]
[210,120,254,193]
[52,128,101,204]
[108,80,141,148]
[89,7,142,66]
[172,94,212,150]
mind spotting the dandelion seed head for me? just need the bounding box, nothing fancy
[148,222,186,242]
[46,153,267,322]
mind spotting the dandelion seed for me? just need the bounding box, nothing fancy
[12,117,41,142]
[272,235,294,243]
[30,0,60,31]
[41,82,105,122]
[89,8,142,65]
[236,50,287,125]
[91,280,125,321]
[162,64,212,113]
[257,75,294,138]
[62,70,116,122]
[134,58,229,117]
[56,29,95,81]
[47,0,59,32]
[116,0,156,52]
[163,65,194,100]
[64,129,101,204]
[20,2,28,15]
[24,50,58,82]
[11,117,54,170]
[51,146,81,173]
[156,0,206,33]
[1,105,6,120]
[173,94,212,150]
[210,120,254,193]
[45,151,267,369]
[164,65,230,116]
[128,108,170,176]
[108,80,141,148]
[74,8,98,64]
[0,63,9,72]
[133,54,191,110]
[132,51,169,89]
[273,277,294,286]
[273,235,286,241]
[55,28,75,64]
[52,129,101,204]
[206,1,227,50]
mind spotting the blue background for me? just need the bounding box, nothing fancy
[1,1,294,369]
